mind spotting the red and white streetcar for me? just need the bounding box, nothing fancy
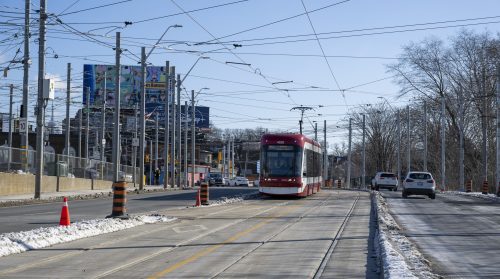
[259,133,323,197]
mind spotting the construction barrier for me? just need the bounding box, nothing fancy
[106,181,129,219]
[465,180,472,193]
[200,182,209,205]
[482,180,489,195]
[337,179,342,189]
[194,189,201,207]
[59,197,70,226]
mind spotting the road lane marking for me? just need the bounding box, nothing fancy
[172,225,207,233]
[147,205,298,279]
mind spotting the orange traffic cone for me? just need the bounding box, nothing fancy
[194,189,201,207]
[59,197,71,226]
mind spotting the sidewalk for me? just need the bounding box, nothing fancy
[0,185,181,206]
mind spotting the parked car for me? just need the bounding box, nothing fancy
[402,171,436,199]
[372,172,398,191]
[207,173,223,186]
[227,176,249,186]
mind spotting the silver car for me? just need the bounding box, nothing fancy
[402,171,436,199]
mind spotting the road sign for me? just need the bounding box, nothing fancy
[19,118,27,133]
[101,138,106,145]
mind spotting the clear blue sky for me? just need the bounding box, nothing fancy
[1,0,499,148]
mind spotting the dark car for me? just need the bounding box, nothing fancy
[207,173,223,186]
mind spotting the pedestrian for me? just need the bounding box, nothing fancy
[154,168,160,185]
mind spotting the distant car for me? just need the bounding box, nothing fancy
[228,176,249,186]
[402,171,436,199]
[207,173,223,186]
[372,172,398,191]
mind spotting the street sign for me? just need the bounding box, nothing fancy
[101,138,106,145]
[19,118,27,133]
[132,138,139,147]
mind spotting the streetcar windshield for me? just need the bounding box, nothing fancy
[261,145,302,178]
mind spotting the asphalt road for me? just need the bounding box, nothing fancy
[0,187,257,234]
[0,190,378,278]
[380,189,500,278]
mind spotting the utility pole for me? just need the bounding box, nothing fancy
[222,144,226,177]
[362,114,366,189]
[497,62,500,196]
[163,62,170,189]
[155,113,159,171]
[85,87,90,159]
[139,47,146,189]
[397,111,401,184]
[21,0,30,172]
[231,138,235,178]
[112,32,121,182]
[291,106,314,134]
[441,95,446,190]
[65,63,71,159]
[101,72,106,167]
[347,118,352,188]
[323,120,327,187]
[314,122,318,141]
[34,0,47,199]
[423,100,427,171]
[407,105,411,173]
[149,140,153,185]
[78,106,82,157]
[191,89,195,188]
[8,84,13,171]
[171,72,177,188]
[176,74,181,188]
[133,105,137,187]
[459,91,465,191]
[184,101,188,187]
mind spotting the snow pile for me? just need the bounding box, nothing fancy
[444,191,500,202]
[197,192,260,207]
[373,192,439,279]
[0,214,176,258]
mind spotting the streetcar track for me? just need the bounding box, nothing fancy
[209,192,336,279]
[93,199,293,278]
[0,201,259,276]
[313,192,360,278]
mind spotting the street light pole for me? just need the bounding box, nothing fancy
[21,0,30,173]
[347,118,352,188]
[423,100,428,172]
[362,114,366,189]
[163,62,170,189]
[34,0,47,199]
[184,101,188,187]
[112,32,121,182]
[191,90,195,188]
[139,47,146,189]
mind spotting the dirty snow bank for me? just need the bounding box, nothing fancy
[0,214,176,258]
[444,191,500,202]
[373,192,440,279]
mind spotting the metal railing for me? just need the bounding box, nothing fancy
[0,146,139,183]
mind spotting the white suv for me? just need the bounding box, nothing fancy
[372,172,398,191]
[402,171,436,199]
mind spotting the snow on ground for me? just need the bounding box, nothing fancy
[373,192,440,279]
[443,191,500,202]
[200,192,260,207]
[0,214,176,258]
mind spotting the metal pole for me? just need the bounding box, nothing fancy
[362,114,366,189]
[459,92,465,191]
[101,72,106,167]
[314,122,318,141]
[441,95,446,190]
[155,113,159,171]
[423,100,427,172]
[133,105,137,187]
[171,72,177,187]
[397,111,401,184]
[483,84,488,187]
[176,74,181,188]
[407,105,411,173]
[65,63,71,159]
[347,118,352,188]
[78,106,82,157]
[191,89,195,187]
[323,120,327,186]
[34,0,46,199]
[149,140,153,185]
[21,0,30,172]
[139,46,146,189]
[85,87,90,159]
[231,138,235,178]
[8,84,13,171]
[163,64,171,187]
[222,144,226,177]
[497,62,500,196]
[112,32,121,182]
[184,101,188,187]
